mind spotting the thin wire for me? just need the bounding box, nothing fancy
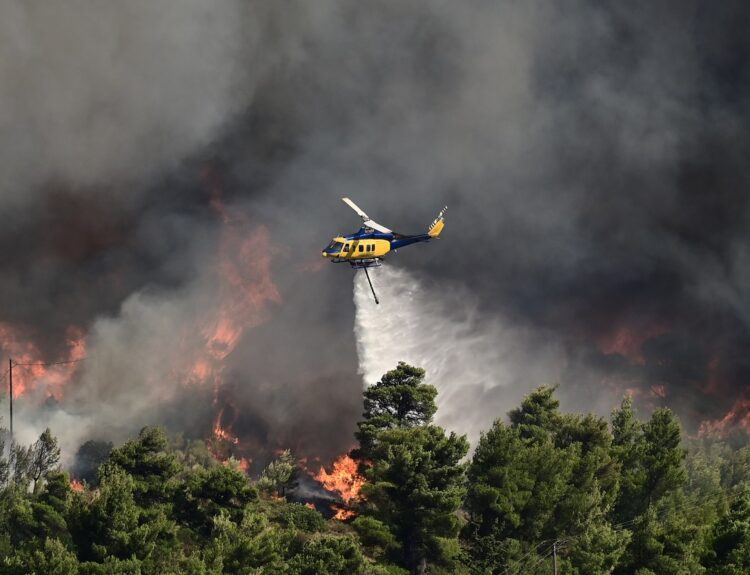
[608,487,740,533]
[509,486,741,573]
[503,539,554,575]
[518,543,556,575]
[11,358,86,367]
[0,358,85,400]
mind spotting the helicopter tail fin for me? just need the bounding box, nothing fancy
[428,206,447,238]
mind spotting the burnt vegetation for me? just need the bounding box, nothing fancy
[1,363,750,574]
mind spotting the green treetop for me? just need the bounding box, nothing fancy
[355,362,437,460]
[356,362,467,575]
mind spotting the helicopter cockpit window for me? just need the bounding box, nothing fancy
[326,240,344,252]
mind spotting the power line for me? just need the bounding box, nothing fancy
[4,355,87,442]
[518,543,556,575]
[11,358,86,367]
[503,539,554,575]
[508,488,742,574]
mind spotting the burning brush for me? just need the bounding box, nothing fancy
[309,454,365,520]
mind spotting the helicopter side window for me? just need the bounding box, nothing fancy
[359,245,364,253]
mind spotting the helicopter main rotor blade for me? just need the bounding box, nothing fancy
[341,197,392,233]
[342,197,370,220]
[363,219,392,234]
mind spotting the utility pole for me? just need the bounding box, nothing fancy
[552,540,558,575]
[8,358,12,441]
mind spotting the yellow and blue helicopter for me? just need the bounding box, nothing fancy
[322,197,447,303]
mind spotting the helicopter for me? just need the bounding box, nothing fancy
[322,197,447,304]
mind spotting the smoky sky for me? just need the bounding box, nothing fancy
[2,1,750,461]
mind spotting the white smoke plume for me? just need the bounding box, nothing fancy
[12,277,214,463]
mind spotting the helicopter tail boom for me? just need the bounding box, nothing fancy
[428,206,447,237]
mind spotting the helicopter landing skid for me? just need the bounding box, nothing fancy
[349,259,382,269]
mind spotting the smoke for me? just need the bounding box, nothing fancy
[352,265,672,445]
[2,1,750,465]
[0,1,261,209]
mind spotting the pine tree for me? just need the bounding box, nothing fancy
[362,425,468,575]
[106,426,181,506]
[257,449,298,498]
[177,464,257,534]
[29,428,61,492]
[356,363,467,575]
[0,432,9,487]
[73,439,113,487]
[611,402,692,574]
[508,385,561,442]
[355,362,437,460]
[465,386,628,573]
[704,486,750,574]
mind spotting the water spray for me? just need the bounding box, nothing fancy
[352,266,571,449]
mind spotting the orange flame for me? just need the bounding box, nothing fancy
[213,423,240,445]
[598,323,669,365]
[650,384,667,399]
[187,178,282,464]
[331,505,356,521]
[70,479,85,493]
[699,398,750,438]
[0,323,86,399]
[314,454,365,504]
[186,224,281,395]
[206,225,280,367]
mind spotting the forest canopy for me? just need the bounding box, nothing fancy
[1,362,749,574]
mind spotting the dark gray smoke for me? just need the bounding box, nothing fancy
[2,1,750,462]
